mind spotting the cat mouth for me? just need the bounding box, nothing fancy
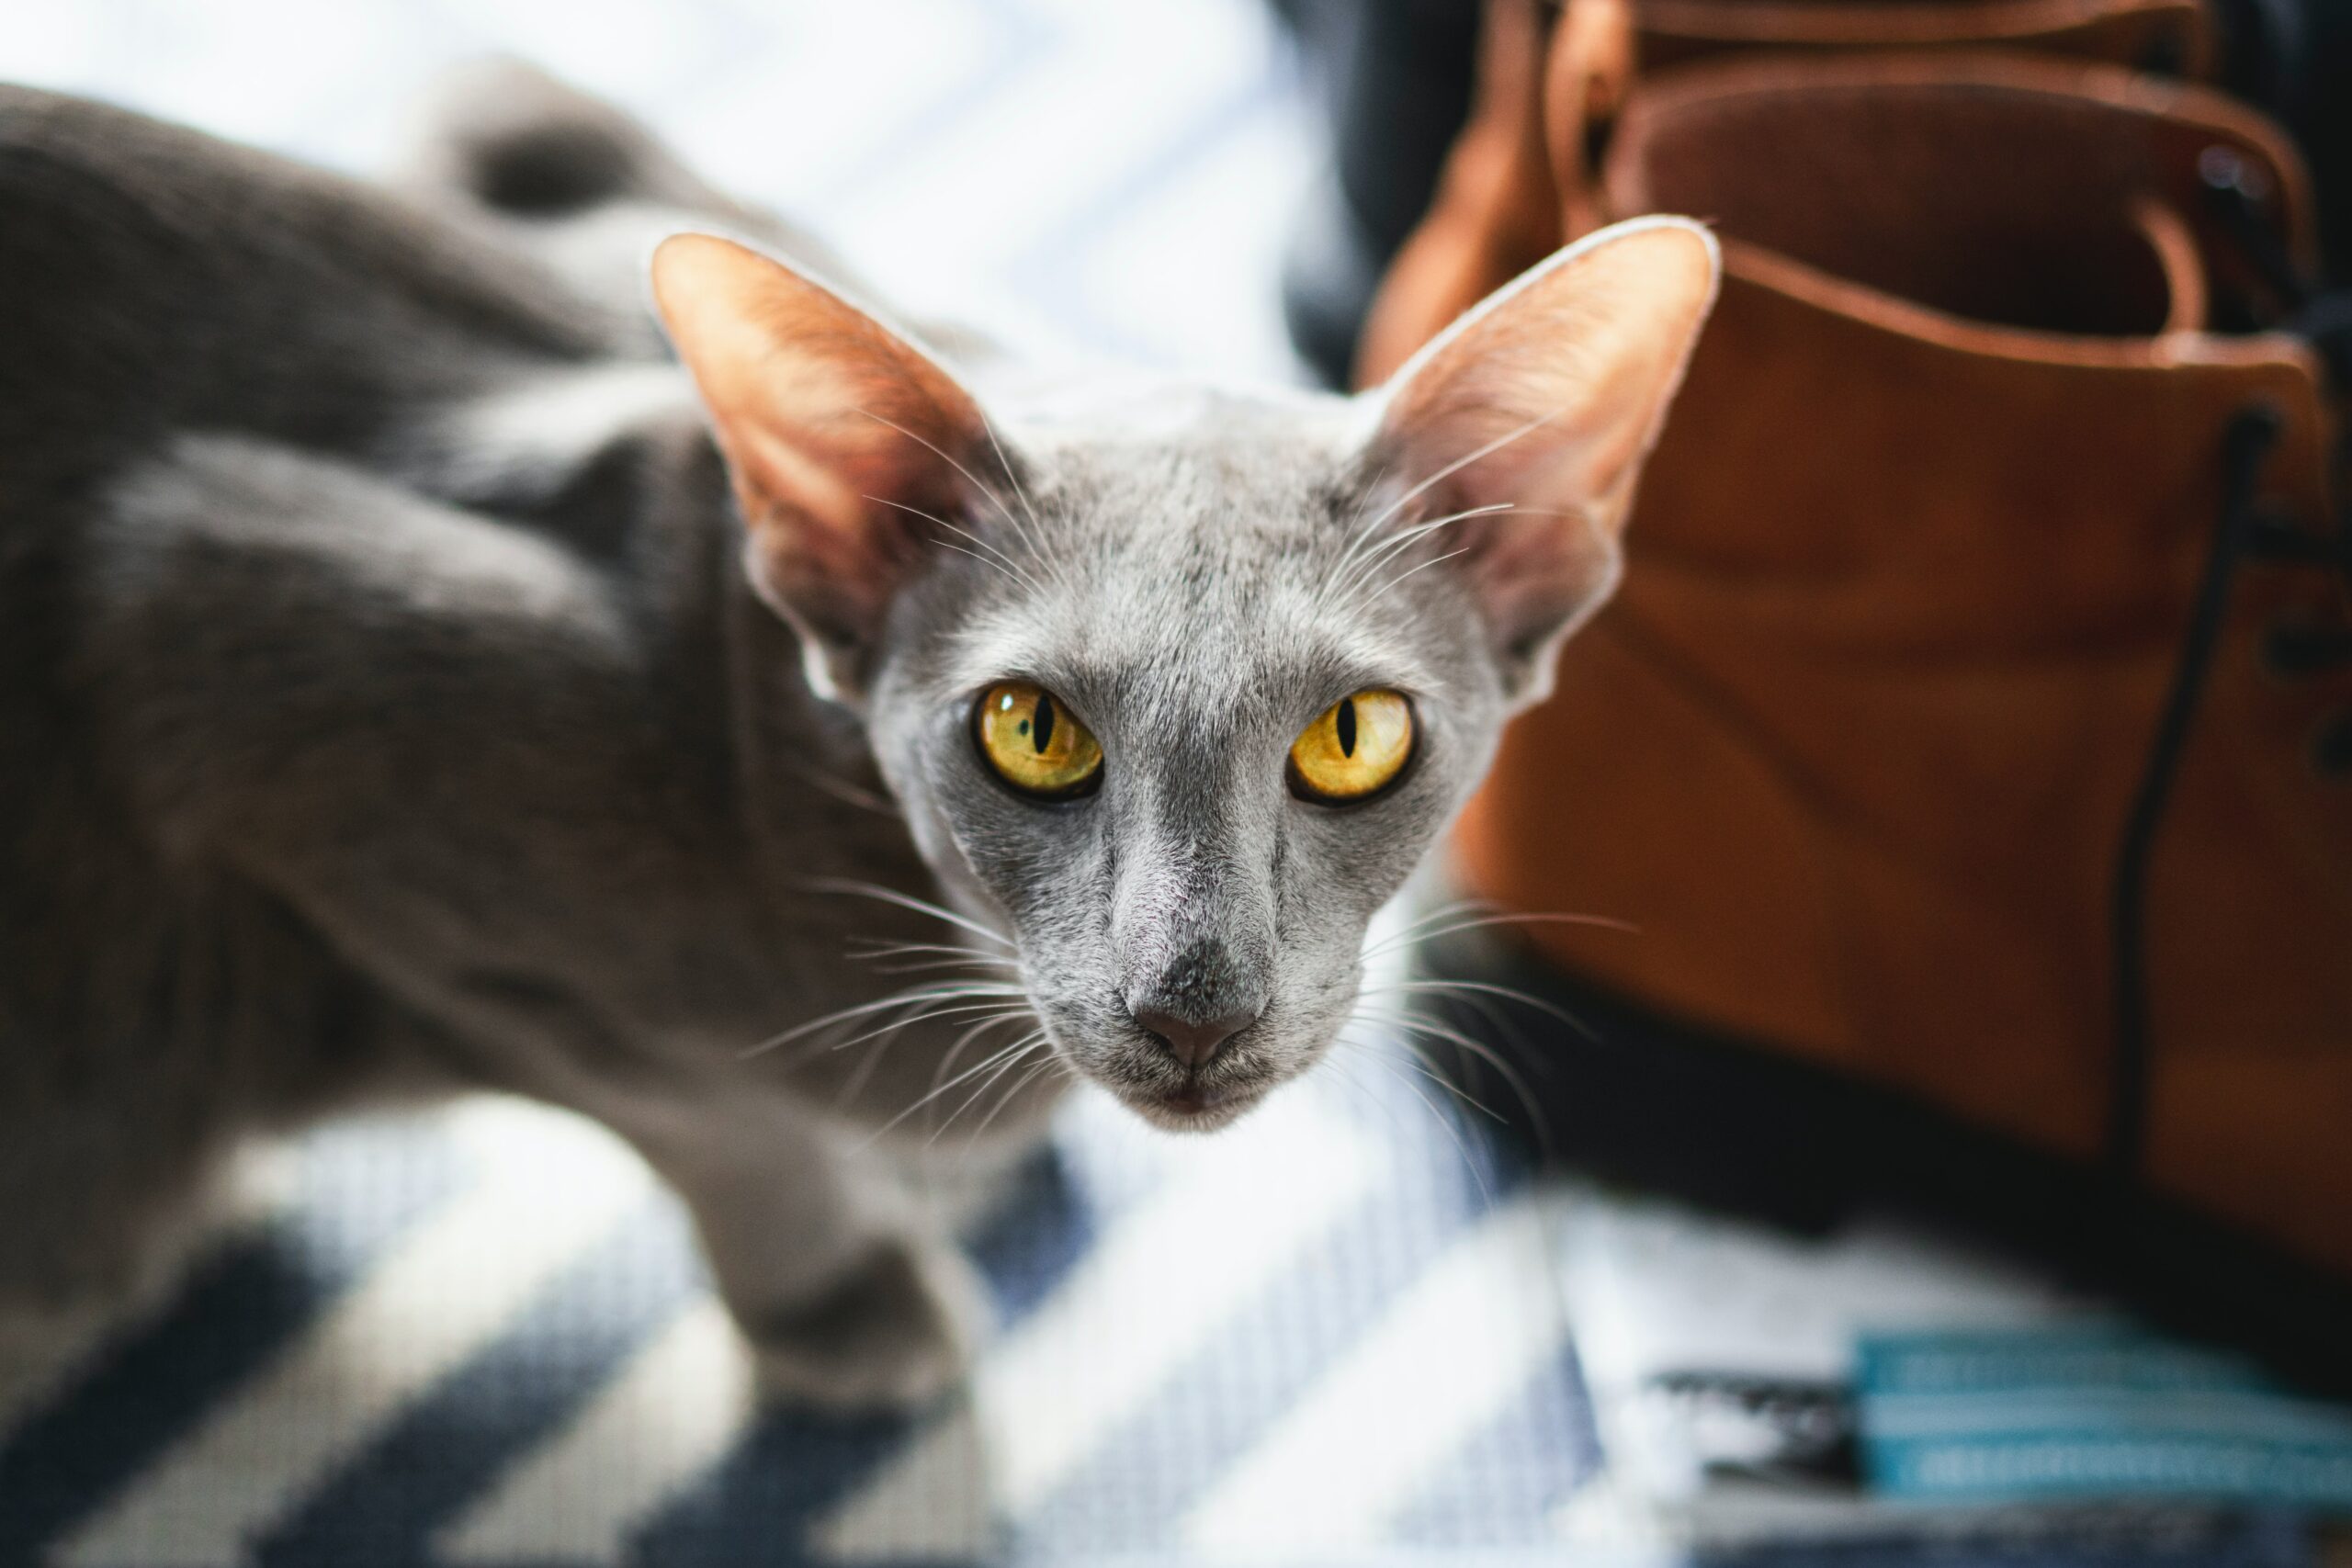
[1061,1027,1283,1131]
[1126,1068,1272,1132]
[1158,1083,1233,1116]
[1136,1087,1256,1132]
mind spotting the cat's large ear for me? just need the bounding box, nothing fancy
[651,231,996,701]
[1364,217,1718,707]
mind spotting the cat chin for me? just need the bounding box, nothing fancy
[1114,1079,1271,1134]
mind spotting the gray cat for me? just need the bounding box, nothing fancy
[0,66,1714,1406]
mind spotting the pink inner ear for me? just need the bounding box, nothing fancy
[652,232,998,652]
[1366,220,1719,667]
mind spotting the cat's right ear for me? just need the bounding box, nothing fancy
[650,232,995,701]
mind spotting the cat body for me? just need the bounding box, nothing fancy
[0,72,1715,1403]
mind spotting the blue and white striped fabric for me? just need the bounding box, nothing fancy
[0,1079,1587,1565]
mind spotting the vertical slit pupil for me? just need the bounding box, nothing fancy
[1033,693,1057,755]
[1336,697,1357,758]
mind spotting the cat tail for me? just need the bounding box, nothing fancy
[391,58,885,326]
[395,57,747,219]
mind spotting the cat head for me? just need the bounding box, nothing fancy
[651,220,1716,1131]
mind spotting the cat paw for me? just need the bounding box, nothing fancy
[741,1238,989,1412]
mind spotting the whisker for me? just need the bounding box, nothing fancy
[738,979,1023,1060]
[1361,545,1472,606]
[1343,460,1393,538]
[1330,502,1515,602]
[1360,908,1639,964]
[921,1008,1038,1121]
[1362,402,1568,539]
[800,878,1016,950]
[975,409,1076,595]
[1344,502,1600,617]
[1346,1029,1512,1128]
[930,1034,1054,1148]
[864,494,1048,598]
[978,412,1040,532]
[834,1000,1023,1112]
[856,1032,1045,1149]
[860,953,1024,976]
[1384,983,1582,1148]
[854,407,1028,533]
[1321,457,1393,575]
[846,940,1020,965]
[1379,978,1597,1042]
[1383,1005,1556,1163]
[933,538,1037,592]
[1311,1043,1413,1143]
[1361,897,1490,955]
[1329,1031,1494,1207]
[791,763,899,817]
[826,998,1031,1057]
[963,1054,1071,1152]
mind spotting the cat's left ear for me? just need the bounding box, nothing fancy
[650,231,998,702]
[1364,217,1719,707]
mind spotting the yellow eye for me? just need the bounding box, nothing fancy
[1288,689,1415,803]
[975,681,1104,799]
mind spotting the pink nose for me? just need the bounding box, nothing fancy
[1133,1006,1258,1069]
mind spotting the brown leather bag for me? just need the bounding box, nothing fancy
[1361,2,2352,1323]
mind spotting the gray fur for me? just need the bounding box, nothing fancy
[864,385,1510,1134]
[0,67,1658,1404]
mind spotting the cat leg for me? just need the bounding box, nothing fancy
[623,1104,989,1410]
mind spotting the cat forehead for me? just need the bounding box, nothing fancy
[922,377,1446,706]
[935,501,1448,716]
[1012,422,1373,570]
[946,555,1423,669]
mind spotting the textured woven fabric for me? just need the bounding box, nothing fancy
[0,1079,1590,1564]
